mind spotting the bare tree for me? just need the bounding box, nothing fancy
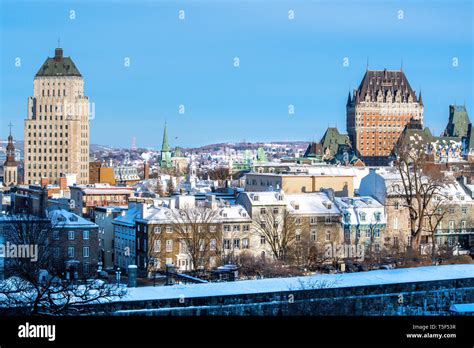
[0,214,124,315]
[423,195,449,259]
[166,178,175,196]
[392,137,448,253]
[171,206,220,272]
[155,179,164,197]
[252,208,297,261]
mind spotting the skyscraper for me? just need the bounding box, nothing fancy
[346,68,424,165]
[24,47,90,185]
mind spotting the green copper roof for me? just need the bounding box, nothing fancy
[35,48,82,77]
[161,122,170,152]
[320,127,351,158]
[443,105,470,138]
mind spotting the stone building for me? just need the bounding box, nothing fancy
[24,47,90,185]
[347,68,424,165]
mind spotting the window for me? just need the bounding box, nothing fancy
[449,220,455,231]
[242,238,249,249]
[310,230,317,241]
[233,239,240,249]
[166,227,172,233]
[260,208,267,214]
[243,225,250,232]
[374,228,381,238]
[210,239,216,251]
[272,208,279,214]
[224,239,231,249]
[360,213,366,222]
[210,226,216,233]
[154,227,161,234]
[54,247,60,258]
[166,240,173,252]
[260,235,266,245]
[461,207,467,214]
[310,217,317,225]
[365,228,371,238]
[233,225,240,232]
[295,218,301,225]
[67,246,74,258]
[393,217,398,230]
[224,225,231,232]
[374,244,380,252]
[449,208,455,214]
[325,216,331,224]
[83,230,89,240]
[83,246,90,258]
[325,231,331,242]
[68,231,75,240]
[53,230,60,240]
[374,212,381,222]
[154,240,161,252]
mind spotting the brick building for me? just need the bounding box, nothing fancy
[347,69,424,165]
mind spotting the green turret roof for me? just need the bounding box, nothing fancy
[35,48,82,77]
[443,105,470,138]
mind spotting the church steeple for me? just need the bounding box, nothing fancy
[161,122,170,152]
[160,122,172,168]
[4,122,18,186]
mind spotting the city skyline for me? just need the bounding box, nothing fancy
[1,0,473,148]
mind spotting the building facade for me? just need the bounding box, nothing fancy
[347,69,424,165]
[24,47,90,185]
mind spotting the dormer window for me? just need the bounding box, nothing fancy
[374,212,381,222]
[360,212,366,222]
[295,204,299,210]
[254,195,259,201]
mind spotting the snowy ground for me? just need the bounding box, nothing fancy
[120,264,474,303]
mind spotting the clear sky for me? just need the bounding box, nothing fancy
[1,0,473,149]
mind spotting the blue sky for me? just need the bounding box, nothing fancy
[1,0,473,149]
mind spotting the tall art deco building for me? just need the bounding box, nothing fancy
[346,69,424,165]
[24,47,90,185]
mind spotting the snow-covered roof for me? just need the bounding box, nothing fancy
[239,191,286,206]
[216,205,251,222]
[47,209,98,229]
[113,206,141,226]
[334,196,386,225]
[118,264,474,303]
[286,192,340,215]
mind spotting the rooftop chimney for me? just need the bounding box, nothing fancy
[54,47,63,61]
